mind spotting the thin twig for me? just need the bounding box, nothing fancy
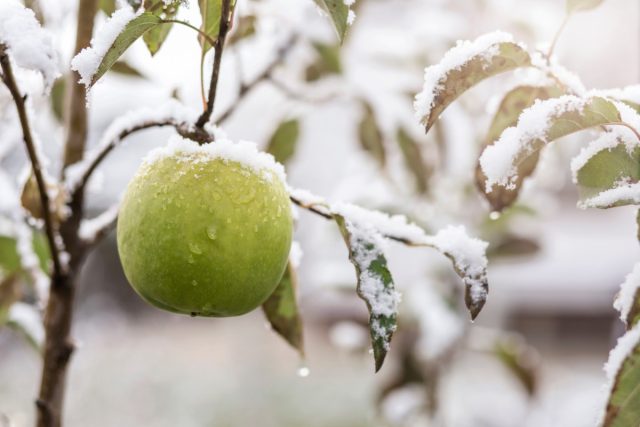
[0,46,64,278]
[546,13,570,61]
[288,195,415,246]
[215,34,299,125]
[195,0,233,128]
[160,19,217,48]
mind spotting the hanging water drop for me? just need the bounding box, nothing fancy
[206,225,218,240]
[297,365,310,378]
[489,211,501,220]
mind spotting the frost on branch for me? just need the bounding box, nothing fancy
[598,323,640,427]
[0,0,60,90]
[479,95,621,197]
[334,213,399,372]
[414,31,530,132]
[613,262,640,329]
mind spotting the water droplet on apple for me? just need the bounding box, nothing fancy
[206,225,217,240]
[189,242,202,254]
[489,211,501,220]
[192,280,198,286]
[297,365,310,378]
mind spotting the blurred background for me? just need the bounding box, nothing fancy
[1,0,639,426]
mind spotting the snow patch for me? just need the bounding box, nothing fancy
[614,262,640,325]
[0,0,60,90]
[578,180,640,209]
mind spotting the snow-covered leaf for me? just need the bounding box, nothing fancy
[314,0,355,43]
[396,127,430,194]
[143,1,181,56]
[566,0,604,13]
[415,32,530,132]
[358,101,385,167]
[266,119,300,165]
[71,10,161,87]
[262,261,304,355]
[476,85,563,211]
[6,302,44,351]
[334,214,398,372]
[573,133,640,208]
[480,96,622,198]
[614,263,640,329]
[600,324,640,427]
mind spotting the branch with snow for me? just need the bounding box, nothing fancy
[613,262,640,328]
[289,187,489,319]
[79,203,121,245]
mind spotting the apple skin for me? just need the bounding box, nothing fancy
[117,150,293,317]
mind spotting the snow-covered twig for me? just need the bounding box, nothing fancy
[79,203,120,245]
[0,45,65,278]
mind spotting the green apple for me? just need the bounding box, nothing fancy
[116,140,293,317]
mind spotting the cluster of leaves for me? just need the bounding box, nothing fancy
[414,0,640,424]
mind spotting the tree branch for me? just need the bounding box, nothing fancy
[195,0,233,128]
[215,33,298,125]
[0,45,64,279]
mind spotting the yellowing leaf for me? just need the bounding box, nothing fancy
[262,261,304,355]
[358,102,385,167]
[567,0,604,13]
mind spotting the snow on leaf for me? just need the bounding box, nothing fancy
[7,302,44,351]
[476,85,563,212]
[614,263,640,329]
[71,8,161,87]
[0,0,60,91]
[334,213,399,372]
[573,131,640,209]
[414,31,530,133]
[599,324,640,427]
[262,261,304,355]
[314,0,356,43]
[479,96,622,199]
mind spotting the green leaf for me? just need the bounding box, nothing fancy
[357,101,386,167]
[314,0,352,43]
[494,336,538,396]
[334,214,398,372]
[566,0,604,13]
[91,13,162,86]
[143,1,181,56]
[197,0,234,53]
[396,127,430,194]
[305,42,342,82]
[575,136,640,208]
[0,236,23,275]
[475,85,563,211]
[262,261,304,355]
[50,77,66,122]
[0,275,20,325]
[99,0,116,16]
[110,60,145,77]
[266,119,300,165]
[5,302,43,352]
[480,96,625,210]
[419,41,531,132]
[602,327,640,427]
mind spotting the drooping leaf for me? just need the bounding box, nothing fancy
[305,42,342,82]
[480,96,624,210]
[396,127,430,194]
[143,1,181,56]
[262,261,304,355]
[314,0,352,43]
[601,326,640,427]
[334,214,398,372]
[475,85,563,211]
[0,231,50,277]
[50,77,66,122]
[566,0,604,13]
[20,173,67,223]
[266,119,300,165]
[575,136,640,208]
[227,15,256,46]
[418,41,531,132]
[357,101,385,167]
[91,13,162,86]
